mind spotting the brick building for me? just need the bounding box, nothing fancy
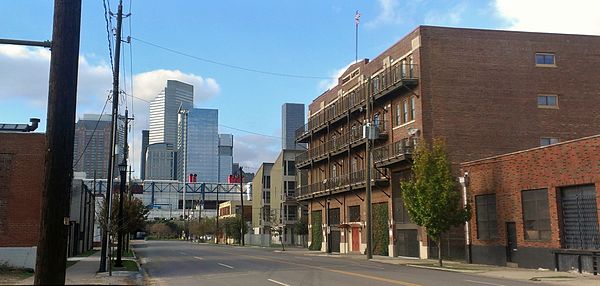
[295,26,600,259]
[461,135,600,270]
[0,133,45,269]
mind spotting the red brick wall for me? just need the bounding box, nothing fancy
[0,133,46,247]
[462,135,600,249]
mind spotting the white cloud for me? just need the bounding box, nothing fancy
[132,69,220,106]
[366,0,403,28]
[424,1,467,26]
[495,0,600,35]
[233,134,280,172]
[0,45,221,179]
[317,62,354,92]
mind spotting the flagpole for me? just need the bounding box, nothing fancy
[355,10,360,63]
[355,11,359,63]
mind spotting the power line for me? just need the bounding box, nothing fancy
[130,36,335,80]
[73,94,112,168]
[122,92,281,140]
[102,0,114,74]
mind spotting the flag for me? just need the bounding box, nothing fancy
[355,10,361,25]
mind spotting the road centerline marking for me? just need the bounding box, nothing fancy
[218,262,234,269]
[193,256,204,260]
[267,278,291,286]
[465,280,507,286]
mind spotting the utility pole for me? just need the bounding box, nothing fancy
[99,0,125,273]
[215,186,219,244]
[239,167,244,246]
[365,79,373,260]
[34,1,82,284]
[116,108,132,267]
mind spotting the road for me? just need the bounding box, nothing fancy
[134,240,548,286]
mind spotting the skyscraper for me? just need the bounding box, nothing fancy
[144,142,177,180]
[140,130,149,180]
[218,134,233,182]
[178,108,219,183]
[73,114,124,179]
[281,103,306,150]
[149,80,194,145]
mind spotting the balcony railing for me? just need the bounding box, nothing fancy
[295,64,418,142]
[295,121,388,168]
[373,139,414,166]
[296,168,388,199]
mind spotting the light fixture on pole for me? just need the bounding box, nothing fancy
[115,161,127,267]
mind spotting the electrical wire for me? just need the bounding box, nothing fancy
[73,94,112,168]
[102,0,114,74]
[130,36,335,80]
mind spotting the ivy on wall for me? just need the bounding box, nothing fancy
[309,210,323,251]
[372,203,389,256]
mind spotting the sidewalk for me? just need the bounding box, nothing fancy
[284,249,599,286]
[18,251,142,285]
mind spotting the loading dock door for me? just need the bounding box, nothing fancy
[561,185,600,249]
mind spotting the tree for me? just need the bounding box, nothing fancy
[400,139,471,267]
[98,195,149,236]
[221,215,247,244]
[269,210,285,251]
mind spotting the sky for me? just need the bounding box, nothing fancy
[1,0,599,177]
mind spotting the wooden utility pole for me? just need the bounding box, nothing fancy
[34,0,82,284]
[239,167,244,246]
[99,0,124,273]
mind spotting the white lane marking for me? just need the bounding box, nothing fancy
[465,280,507,286]
[179,251,187,255]
[267,278,291,286]
[218,263,234,269]
[193,256,204,260]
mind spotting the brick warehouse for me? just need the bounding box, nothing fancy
[0,132,45,269]
[295,26,600,259]
[461,135,600,271]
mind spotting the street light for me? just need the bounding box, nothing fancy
[115,161,127,267]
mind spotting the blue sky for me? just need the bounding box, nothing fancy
[1,0,598,175]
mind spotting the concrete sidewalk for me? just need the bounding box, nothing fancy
[18,251,142,285]
[281,248,599,286]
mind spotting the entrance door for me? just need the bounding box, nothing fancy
[352,227,360,252]
[330,229,341,253]
[506,222,517,262]
[396,229,419,257]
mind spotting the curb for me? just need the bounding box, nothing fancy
[131,246,147,286]
[407,264,481,273]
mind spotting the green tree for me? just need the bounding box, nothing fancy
[309,211,322,251]
[294,216,308,236]
[98,195,149,237]
[221,215,247,244]
[400,139,471,267]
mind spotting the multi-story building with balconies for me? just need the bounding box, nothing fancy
[295,26,600,259]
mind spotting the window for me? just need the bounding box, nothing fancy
[331,164,337,177]
[402,100,409,123]
[286,181,296,197]
[476,194,498,240]
[263,175,271,188]
[522,189,551,240]
[410,96,416,120]
[328,208,340,225]
[351,157,358,173]
[372,77,380,94]
[394,104,401,127]
[285,160,296,176]
[535,53,555,66]
[540,137,559,146]
[348,205,361,222]
[537,95,558,108]
[262,191,271,204]
[286,205,298,221]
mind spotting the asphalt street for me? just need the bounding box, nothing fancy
[134,240,550,286]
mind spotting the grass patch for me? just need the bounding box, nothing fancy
[0,263,34,282]
[76,249,97,257]
[123,249,134,258]
[111,260,139,272]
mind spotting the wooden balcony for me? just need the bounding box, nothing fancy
[296,168,389,200]
[373,139,414,167]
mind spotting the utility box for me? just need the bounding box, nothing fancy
[363,123,379,140]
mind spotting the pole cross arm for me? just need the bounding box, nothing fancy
[0,38,52,48]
